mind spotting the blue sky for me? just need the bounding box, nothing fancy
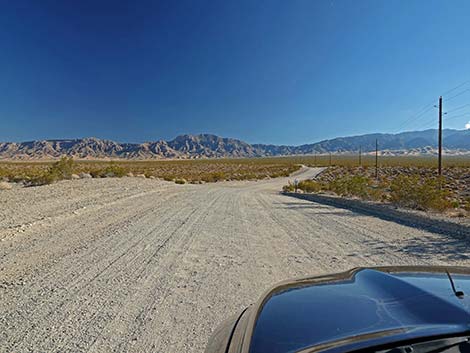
[1,0,470,145]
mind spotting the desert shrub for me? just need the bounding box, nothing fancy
[89,170,102,178]
[367,185,387,202]
[297,180,322,193]
[240,173,257,180]
[464,198,470,212]
[273,166,301,178]
[347,176,372,199]
[284,176,383,199]
[202,171,226,182]
[211,171,226,181]
[49,157,75,180]
[390,175,452,211]
[328,175,378,200]
[282,183,295,192]
[0,168,8,181]
[200,175,211,182]
[174,178,186,184]
[89,163,127,178]
[30,173,56,186]
[28,157,75,186]
[328,176,349,196]
[101,164,127,177]
[449,199,460,209]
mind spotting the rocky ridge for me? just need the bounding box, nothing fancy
[1,129,469,159]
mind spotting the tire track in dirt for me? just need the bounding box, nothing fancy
[2,187,186,351]
[4,188,209,352]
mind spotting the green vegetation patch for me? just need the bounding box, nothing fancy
[284,165,469,214]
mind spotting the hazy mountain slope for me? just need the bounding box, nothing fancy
[282,129,468,154]
[0,130,468,159]
[445,130,470,149]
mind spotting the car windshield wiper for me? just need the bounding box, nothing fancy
[376,336,470,353]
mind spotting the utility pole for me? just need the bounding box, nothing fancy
[375,139,379,180]
[438,96,443,176]
[359,146,362,167]
[329,152,332,166]
[314,153,317,166]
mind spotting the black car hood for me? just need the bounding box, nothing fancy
[247,267,470,353]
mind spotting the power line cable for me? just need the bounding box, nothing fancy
[395,104,435,132]
[446,103,470,113]
[440,79,470,96]
[446,88,470,101]
[420,117,439,130]
[400,106,438,130]
[419,111,470,131]
[394,79,470,132]
[445,112,470,121]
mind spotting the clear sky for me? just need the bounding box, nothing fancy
[1,0,470,145]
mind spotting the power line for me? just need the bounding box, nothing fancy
[446,88,470,101]
[418,109,470,130]
[399,106,437,131]
[446,103,470,113]
[395,79,470,133]
[420,117,439,130]
[445,112,470,121]
[441,79,470,96]
[419,111,469,130]
[395,104,435,132]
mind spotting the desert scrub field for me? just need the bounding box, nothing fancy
[284,165,470,215]
[0,157,301,186]
[298,154,470,168]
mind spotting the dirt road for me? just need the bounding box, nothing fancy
[1,167,468,352]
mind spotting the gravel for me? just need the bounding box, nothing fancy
[1,168,469,353]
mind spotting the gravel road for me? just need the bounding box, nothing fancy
[1,167,469,353]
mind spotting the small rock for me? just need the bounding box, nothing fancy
[126,172,134,177]
[0,182,12,190]
[79,173,92,179]
[70,174,80,180]
[136,174,146,178]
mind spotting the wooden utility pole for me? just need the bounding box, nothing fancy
[314,153,317,166]
[359,146,362,166]
[375,139,379,180]
[329,152,332,166]
[438,96,443,176]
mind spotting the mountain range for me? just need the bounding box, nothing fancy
[0,129,469,160]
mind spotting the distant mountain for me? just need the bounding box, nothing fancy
[0,129,469,160]
[255,129,470,156]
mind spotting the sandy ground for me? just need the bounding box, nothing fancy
[1,167,470,353]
